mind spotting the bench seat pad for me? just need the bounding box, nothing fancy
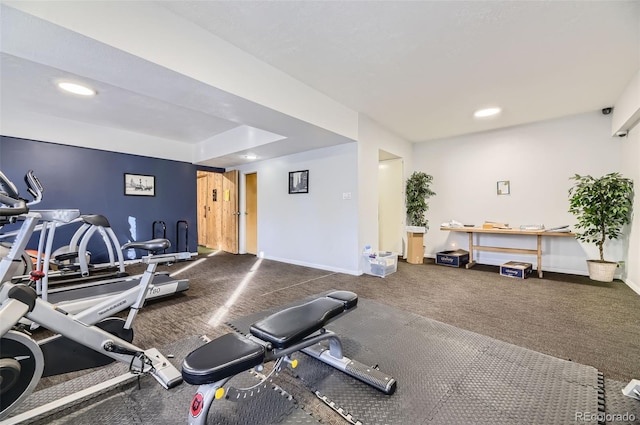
[325,290,358,310]
[250,297,345,349]
[181,333,265,385]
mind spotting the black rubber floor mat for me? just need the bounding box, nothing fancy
[230,296,605,425]
[11,335,306,425]
[13,295,612,425]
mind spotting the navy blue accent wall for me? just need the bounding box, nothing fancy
[1,136,223,261]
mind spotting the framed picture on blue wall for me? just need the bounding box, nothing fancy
[124,173,155,196]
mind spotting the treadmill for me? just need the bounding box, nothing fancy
[0,170,190,315]
[41,268,189,315]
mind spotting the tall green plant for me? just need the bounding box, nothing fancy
[405,171,436,229]
[568,172,634,262]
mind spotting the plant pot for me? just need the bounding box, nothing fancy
[586,260,617,282]
[405,226,426,233]
[406,231,424,264]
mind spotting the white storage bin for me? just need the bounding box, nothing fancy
[363,251,398,278]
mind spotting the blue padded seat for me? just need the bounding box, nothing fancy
[182,333,265,385]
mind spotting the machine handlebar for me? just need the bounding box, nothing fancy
[0,169,44,218]
[0,193,28,217]
[0,170,20,200]
[24,170,44,205]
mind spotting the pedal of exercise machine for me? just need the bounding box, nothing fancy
[145,347,183,389]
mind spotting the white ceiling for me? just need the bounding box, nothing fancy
[1,1,639,167]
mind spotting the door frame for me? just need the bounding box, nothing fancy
[195,169,239,253]
[244,172,258,255]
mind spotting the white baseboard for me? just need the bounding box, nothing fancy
[262,255,359,276]
[624,277,640,295]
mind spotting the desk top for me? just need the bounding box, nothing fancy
[440,226,575,237]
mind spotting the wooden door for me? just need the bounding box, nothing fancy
[245,173,257,254]
[196,171,223,249]
[221,170,239,254]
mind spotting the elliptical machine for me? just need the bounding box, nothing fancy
[0,170,49,280]
[0,171,185,421]
[0,170,189,317]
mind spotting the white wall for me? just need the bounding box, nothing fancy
[378,158,404,254]
[234,143,360,274]
[357,116,413,262]
[620,120,640,294]
[229,115,413,276]
[616,68,640,295]
[414,112,628,276]
[612,69,640,135]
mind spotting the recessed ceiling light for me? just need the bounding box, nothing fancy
[57,82,96,96]
[474,107,501,118]
[244,154,257,160]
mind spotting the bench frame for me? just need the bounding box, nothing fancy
[183,292,396,425]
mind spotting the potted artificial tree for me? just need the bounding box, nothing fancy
[568,172,634,282]
[405,171,436,264]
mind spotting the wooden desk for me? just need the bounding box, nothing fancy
[440,227,575,278]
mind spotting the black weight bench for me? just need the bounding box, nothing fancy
[182,291,396,425]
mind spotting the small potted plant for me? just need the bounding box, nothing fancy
[568,172,634,282]
[405,171,436,264]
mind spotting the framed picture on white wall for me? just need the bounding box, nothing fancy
[497,180,510,195]
[289,170,309,194]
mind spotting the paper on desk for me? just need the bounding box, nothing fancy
[519,224,545,230]
[441,219,464,228]
[544,225,571,232]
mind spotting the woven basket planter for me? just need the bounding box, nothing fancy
[587,260,617,282]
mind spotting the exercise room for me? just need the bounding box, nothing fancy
[0,2,639,424]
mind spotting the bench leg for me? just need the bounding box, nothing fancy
[327,334,343,359]
[302,335,397,395]
[188,379,229,425]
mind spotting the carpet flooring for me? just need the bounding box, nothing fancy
[16,295,607,424]
[22,251,640,423]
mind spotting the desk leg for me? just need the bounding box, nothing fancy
[466,232,477,269]
[537,235,543,278]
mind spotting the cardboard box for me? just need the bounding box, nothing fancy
[435,249,470,267]
[500,261,533,279]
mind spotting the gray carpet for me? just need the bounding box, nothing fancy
[126,254,640,384]
[24,252,640,424]
[12,296,630,424]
